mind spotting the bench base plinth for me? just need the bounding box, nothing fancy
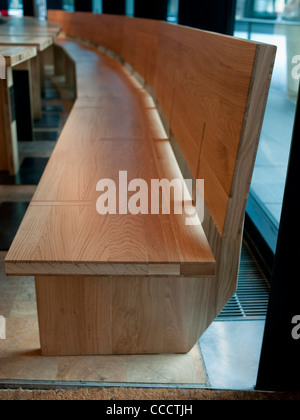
[35,275,216,356]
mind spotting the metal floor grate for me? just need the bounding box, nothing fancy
[217,243,271,321]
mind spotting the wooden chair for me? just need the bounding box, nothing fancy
[5,11,276,356]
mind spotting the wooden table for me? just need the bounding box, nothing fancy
[0,17,61,175]
[0,35,53,119]
[0,46,37,174]
[0,17,61,40]
[0,35,52,52]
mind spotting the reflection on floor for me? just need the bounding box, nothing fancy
[200,321,265,390]
[0,158,49,187]
[0,70,271,391]
[0,203,29,251]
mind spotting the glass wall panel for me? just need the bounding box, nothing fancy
[8,0,23,15]
[235,0,300,254]
[167,0,179,23]
[62,0,74,11]
[126,0,134,16]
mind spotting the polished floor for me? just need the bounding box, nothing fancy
[0,69,271,391]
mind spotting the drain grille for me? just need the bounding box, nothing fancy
[217,244,271,321]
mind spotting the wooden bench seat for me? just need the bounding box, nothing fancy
[5,12,276,356]
[6,39,215,277]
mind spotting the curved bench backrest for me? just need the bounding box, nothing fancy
[48,11,276,298]
[48,10,275,240]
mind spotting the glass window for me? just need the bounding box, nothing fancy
[235,0,300,254]
[126,0,134,17]
[8,0,23,16]
[63,0,74,12]
[167,0,179,23]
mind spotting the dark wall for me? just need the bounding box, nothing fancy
[23,0,34,16]
[74,0,93,12]
[0,0,8,10]
[256,89,300,392]
[102,0,126,15]
[46,0,63,9]
[178,0,237,35]
[134,0,169,21]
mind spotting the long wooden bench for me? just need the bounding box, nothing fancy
[5,11,276,356]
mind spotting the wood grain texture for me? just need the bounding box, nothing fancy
[5,39,215,278]
[0,77,9,171]
[35,275,216,356]
[0,46,37,67]
[0,67,19,174]
[49,11,276,237]
[55,38,140,99]
[5,187,215,276]
[154,24,257,235]
[0,35,52,52]
[223,43,277,239]
[29,54,42,120]
[122,18,160,89]
[0,16,61,40]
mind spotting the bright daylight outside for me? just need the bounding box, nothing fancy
[234,0,300,254]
